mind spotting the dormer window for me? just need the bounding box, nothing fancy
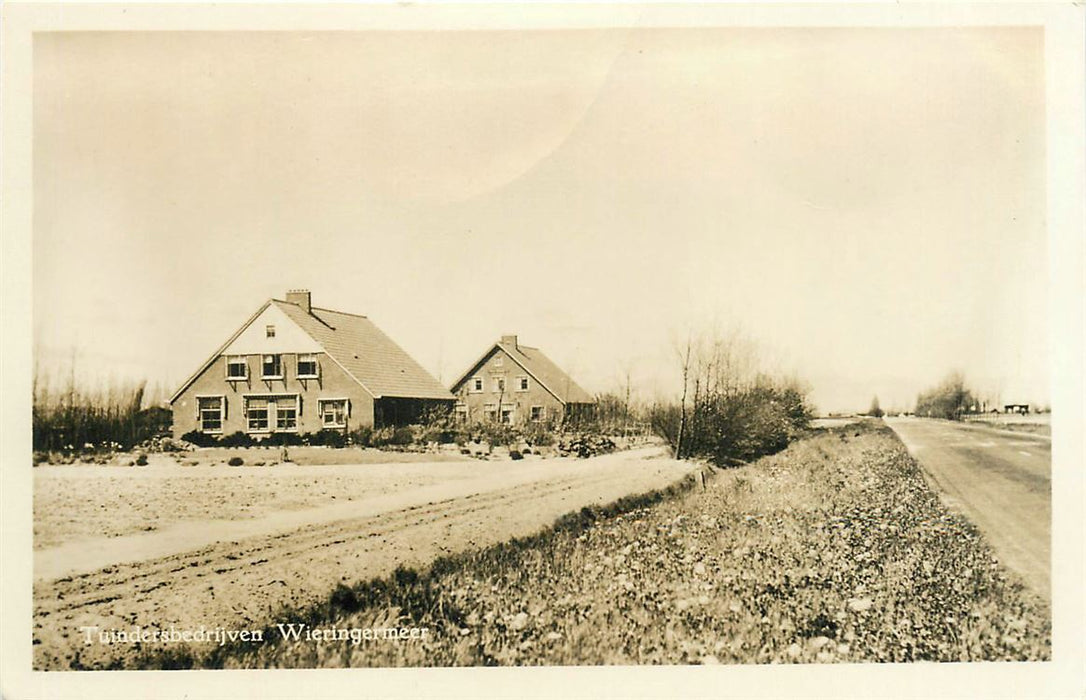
[226,356,248,380]
[266,325,276,338]
[262,354,283,379]
[297,353,319,379]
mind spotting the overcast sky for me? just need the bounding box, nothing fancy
[33,28,1047,413]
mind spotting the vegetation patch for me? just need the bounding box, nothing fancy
[141,422,1049,668]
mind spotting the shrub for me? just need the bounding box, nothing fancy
[220,431,255,448]
[369,426,414,448]
[391,426,415,446]
[509,450,523,460]
[349,426,374,447]
[415,407,463,445]
[557,435,616,459]
[652,376,812,467]
[308,429,348,448]
[135,453,148,466]
[475,421,518,448]
[180,430,219,448]
[227,456,244,467]
[262,432,304,447]
[522,422,556,447]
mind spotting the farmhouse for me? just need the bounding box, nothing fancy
[450,335,596,425]
[169,290,454,439]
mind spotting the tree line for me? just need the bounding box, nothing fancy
[914,371,977,420]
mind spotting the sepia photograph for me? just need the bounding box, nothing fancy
[2,3,1084,699]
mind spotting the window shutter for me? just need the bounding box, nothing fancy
[346,399,351,417]
[298,394,303,417]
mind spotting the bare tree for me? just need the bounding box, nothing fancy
[675,337,693,460]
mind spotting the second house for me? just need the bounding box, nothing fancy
[450,335,596,425]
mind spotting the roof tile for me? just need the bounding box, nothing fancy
[273,300,453,400]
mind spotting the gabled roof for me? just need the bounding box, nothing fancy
[451,340,596,405]
[170,298,454,403]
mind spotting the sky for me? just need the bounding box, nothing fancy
[32,28,1048,414]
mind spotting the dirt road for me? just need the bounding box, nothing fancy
[33,447,695,669]
[885,417,1050,601]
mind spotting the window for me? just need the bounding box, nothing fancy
[275,396,298,431]
[530,406,545,422]
[494,377,506,393]
[245,394,299,433]
[246,397,269,432]
[470,377,484,393]
[454,403,468,423]
[226,356,248,380]
[494,356,504,367]
[500,403,515,424]
[319,399,349,428]
[266,325,276,338]
[484,403,498,421]
[197,396,224,433]
[262,354,283,379]
[297,353,319,379]
[516,376,530,392]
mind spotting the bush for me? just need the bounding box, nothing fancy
[370,426,415,448]
[135,453,148,466]
[415,407,463,445]
[262,432,305,447]
[522,422,556,447]
[227,456,244,467]
[557,435,616,459]
[220,431,255,448]
[475,421,518,448]
[180,430,219,448]
[307,429,348,448]
[391,426,415,446]
[652,376,812,467]
[349,426,374,447]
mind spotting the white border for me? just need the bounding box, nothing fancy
[2,4,1083,700]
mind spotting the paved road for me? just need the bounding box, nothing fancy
[885,417,1050,601]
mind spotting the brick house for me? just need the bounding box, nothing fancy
[449,335,596,425]
[169,290,454,439]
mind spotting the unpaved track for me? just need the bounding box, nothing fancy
[33,448,695,669]
[885,417,1050,601]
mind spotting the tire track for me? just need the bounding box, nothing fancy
[34,457,692,669]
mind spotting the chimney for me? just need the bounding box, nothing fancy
[286,289,311,313]
[500,334,518,350]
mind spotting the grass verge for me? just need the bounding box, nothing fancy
[138,421,1050,668]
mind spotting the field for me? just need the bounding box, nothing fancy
[32,446,696,670]
[961,413,1051,437]
[160,422,1048,668]
[34,448,469,551]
